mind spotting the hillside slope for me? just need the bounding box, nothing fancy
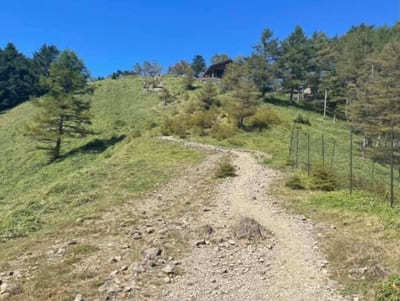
[1,76,399,300]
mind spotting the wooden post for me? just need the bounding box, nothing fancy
[330,140,336,169]
[288,127,295,162]
[323,89,328,119]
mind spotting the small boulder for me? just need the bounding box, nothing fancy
[144,247,162,260]
[162,264,175,274]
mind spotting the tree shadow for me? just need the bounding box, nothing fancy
[60,135,126,160]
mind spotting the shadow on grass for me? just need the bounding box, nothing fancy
[60,135,126,160]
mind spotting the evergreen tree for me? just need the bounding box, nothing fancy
[33,44,60,78]
[0,43,37,110]
[248,28,280,94]
[167,60,192,76]
[182,68,195,90]
[198,81,218,110]
[226,80,260,129]
[191,55,206,77]
[221,59,251,92]
[26,51,92,162]
[278,26,312,102]
[351,41,400,206]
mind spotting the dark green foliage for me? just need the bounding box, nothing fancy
[191,55,206,77]
[198,81,218,110]
[285,174,307,190]
[278,26,313,102]
[25,51,92,162]
[248,28,279,94]
[33,44,60,78]
[0,43,38,110]
[294,113,311,126]
[249,107,281,131]
[226,80,260,129]
[311,165,338,191]
[215,159,236,178]
[375,275,400,301]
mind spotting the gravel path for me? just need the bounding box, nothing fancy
[1,137,348,301]
[160,137,347,301]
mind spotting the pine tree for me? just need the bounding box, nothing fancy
[351,41,400,206]
[182,68,195,90]
[226,80,260,129]
[26,51,92,162]
[198,81,218,110]
[248,28,279,94]
[0,43,37,109]
[191,55,206,77]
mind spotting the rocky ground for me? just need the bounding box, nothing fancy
[1,137,348,301]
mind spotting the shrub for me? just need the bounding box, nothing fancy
[376,275,400,301]
[285,174,307,190]
[294,113,311,126]
[161,116,187,138]
[249,107,281,131]
[311,165,338,191]
[189,110,216,129]
[215,159,236,178]
[211,122,236,141]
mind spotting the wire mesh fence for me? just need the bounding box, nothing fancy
[287,126,395,202]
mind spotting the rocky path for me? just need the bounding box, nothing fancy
[160,137,347,301]
[1,137,347,301]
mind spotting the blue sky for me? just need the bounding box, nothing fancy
[1,0,398,77]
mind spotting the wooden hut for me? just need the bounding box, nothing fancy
[203,60,233,78]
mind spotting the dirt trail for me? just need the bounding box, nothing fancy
[161,137,347,301]
[2,137,348,301]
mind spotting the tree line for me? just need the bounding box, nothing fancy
[0,43,60,110]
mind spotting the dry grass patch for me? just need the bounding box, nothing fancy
[275,173,400,300]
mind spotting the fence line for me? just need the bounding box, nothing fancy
[287,127,396,205]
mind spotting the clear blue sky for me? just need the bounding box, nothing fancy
[1,0,398,77]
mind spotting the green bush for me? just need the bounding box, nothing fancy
[161,116,187,138]
[249,107,281,131]
[294,113,311,126]
[211,122,236,141]
[376,275,400,301]
[285,174,307,190]
[189,110,216,129]
[311,165,338,191]
[215,159,236,178]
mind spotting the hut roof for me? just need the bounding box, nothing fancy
[204,59,233,78]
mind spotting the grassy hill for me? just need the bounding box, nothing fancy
[1,75,399,299]
[0,76,203,242]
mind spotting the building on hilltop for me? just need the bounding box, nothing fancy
[203,60,233,78]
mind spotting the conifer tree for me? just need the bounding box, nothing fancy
[191,55,206,77]
[351,41,400,206]
[198,81,218,110]
[26,51,92,162]
[226,80,260,129]
[278,26,312,102]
